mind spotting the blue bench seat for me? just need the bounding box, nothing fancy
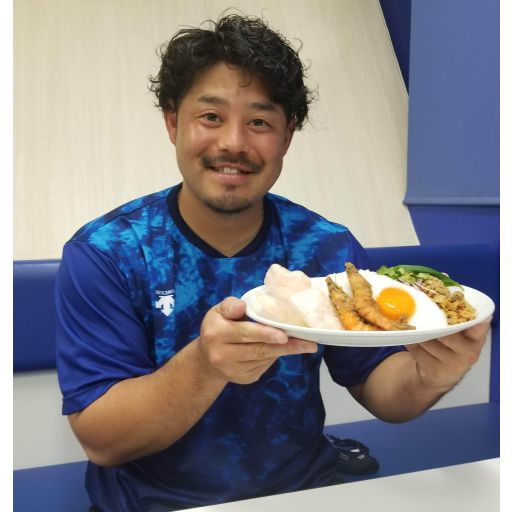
[13,403,499,511]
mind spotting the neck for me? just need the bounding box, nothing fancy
[177,187,265,257]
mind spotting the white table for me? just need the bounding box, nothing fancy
[184,458,499,512]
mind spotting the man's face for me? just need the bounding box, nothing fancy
[164,62,295,215]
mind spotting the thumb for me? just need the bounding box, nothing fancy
[216,297,247,320]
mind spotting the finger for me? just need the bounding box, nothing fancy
[406,342,443,364]
[255,338,318,360]
[236,322,289,345]
[244,357,279,375]
[228,358,279,385]
[436,319,491,353]
[286,338,319,354]
[459,318,492,342]
[215,297,247,320]
[237,338,318,362]
[407,339,453,362]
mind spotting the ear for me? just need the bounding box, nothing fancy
[164,110,178,145]
[282,119,296,156]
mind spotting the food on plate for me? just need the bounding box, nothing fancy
[251,293,309,327]
[251,264,341,329]
[344,263,415,330]
[325,276,379,331]
[250,261,474,332]
[410,276,476,325]
[289,288,342,330]
[376,264,462,287]
[329,264,448,331]
[376,265,476,325]
[263,263,311,297]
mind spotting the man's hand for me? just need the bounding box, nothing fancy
[68,296,318,466]
[197,297,318,384]
[349,317,492,423]
[405,317,492,392]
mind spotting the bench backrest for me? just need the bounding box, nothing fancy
[13,244,499,373]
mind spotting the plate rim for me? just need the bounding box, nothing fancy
[240,280,495,347]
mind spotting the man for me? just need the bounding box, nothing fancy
[55,14,490,512]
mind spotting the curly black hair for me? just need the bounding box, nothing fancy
[149,14,315,130]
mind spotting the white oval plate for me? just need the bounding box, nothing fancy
[240,278,495,347]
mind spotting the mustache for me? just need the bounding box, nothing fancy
[201,154,262,173]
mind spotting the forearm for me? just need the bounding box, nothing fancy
[350,320,490,423]
[350,351,451,423]
[69,339,227,467]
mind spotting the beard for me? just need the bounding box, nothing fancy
[199,153,263,214]
[203,187,253,214]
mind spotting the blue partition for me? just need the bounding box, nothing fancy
[405,0,499,206]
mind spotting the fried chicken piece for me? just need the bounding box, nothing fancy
[345,262,415,331]
[326,277,380,331]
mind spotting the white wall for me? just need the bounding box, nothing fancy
[14,371,87,469]
[14,0,418,260]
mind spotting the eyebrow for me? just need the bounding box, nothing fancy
[197,95,277,112]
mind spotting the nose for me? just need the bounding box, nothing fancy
[216,121,249,155]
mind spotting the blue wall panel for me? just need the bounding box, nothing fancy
[380,0,500,243]
[380,0,500,403]
[405,0,499,206]
[379,0,411,90]
[407,205,500,246]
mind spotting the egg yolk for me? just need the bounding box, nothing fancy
[376,287,416,321]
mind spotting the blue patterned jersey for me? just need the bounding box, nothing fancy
[56,184,402,511]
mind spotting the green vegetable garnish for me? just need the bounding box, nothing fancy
[376,264,462,288]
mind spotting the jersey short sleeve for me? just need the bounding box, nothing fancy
[56,241,155,414]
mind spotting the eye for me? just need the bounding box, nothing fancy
[201,113,221,123]
[250,118,271,128]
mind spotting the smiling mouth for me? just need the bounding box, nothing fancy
[213,167,252,175]
[202,155,262,174]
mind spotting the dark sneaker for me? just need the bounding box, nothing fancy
[325,434,380,475]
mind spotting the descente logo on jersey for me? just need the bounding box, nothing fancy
[155,289,175,317]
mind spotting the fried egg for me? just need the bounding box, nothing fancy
[330,270,448,330]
